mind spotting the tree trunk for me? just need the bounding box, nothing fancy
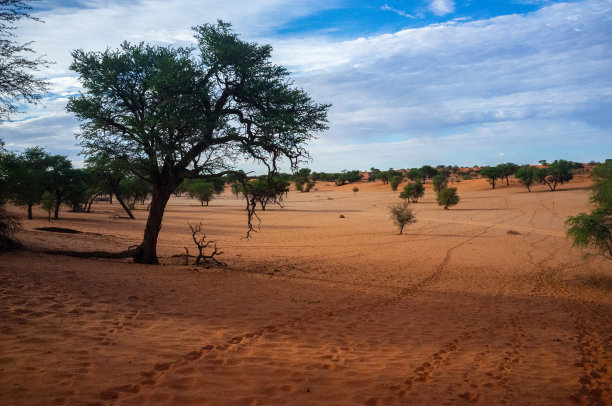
[114,193,135,219]
[86,193,101,213]
[54,194,61,220]
[491,179,496,189]
[526,184,531,192]
[27,203,33,220]
[133,185,172,264]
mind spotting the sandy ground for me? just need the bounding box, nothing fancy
[1,175,610,405]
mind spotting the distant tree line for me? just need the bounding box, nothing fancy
[0,145,151,220]
[311,170,363,186]
[365,160,584,193]
[479,160,582,191]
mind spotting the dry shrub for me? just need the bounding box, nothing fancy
[390,202,416,235]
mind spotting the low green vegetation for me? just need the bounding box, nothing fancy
[312,170,363,186]
[294,168,316,192]
[566,162,612,259]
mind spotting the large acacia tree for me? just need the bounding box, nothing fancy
[68,22,329,264]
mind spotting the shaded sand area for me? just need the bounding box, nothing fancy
[1,176,611,405]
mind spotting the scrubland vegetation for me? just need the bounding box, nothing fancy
[1,3,611,405]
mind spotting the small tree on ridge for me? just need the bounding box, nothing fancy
[390,202,416,235]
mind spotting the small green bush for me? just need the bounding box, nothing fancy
[436,187,460,210]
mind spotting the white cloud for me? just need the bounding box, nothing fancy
[1,0,611,170]
[429,0,455,16]
[307,119,609,170]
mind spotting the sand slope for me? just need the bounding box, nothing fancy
[1,176,610,405]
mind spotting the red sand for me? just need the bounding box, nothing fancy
[1,175,610,405]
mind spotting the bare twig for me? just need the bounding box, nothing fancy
[188,221,225,266]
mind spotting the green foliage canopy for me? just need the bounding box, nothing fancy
[515,165,537,192]
[400,181,425,203]
[432,174,448,192]
[436,187,460,209]
[537,159,574,191]
[566,162,612,259]
[479,166,501,189]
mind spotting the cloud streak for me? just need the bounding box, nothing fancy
[381,4,419,19]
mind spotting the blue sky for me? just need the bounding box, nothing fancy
[1,0,610,171]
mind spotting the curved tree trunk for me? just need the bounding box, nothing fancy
[86,193,101,213]
[113,192,135,219]
[133,185,172,264]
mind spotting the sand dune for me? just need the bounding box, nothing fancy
[1,175,610,405]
